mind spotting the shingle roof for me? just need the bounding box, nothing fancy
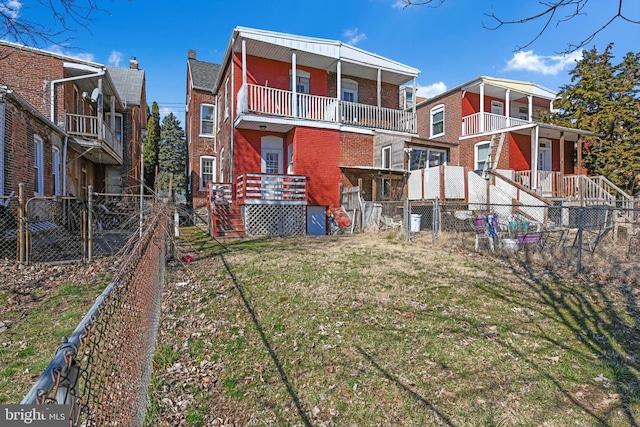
[106,66,145,107]
[189,59,220,92]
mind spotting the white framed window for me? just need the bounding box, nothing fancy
[491,100,504,115]
[224,78,229,120]
[200,156,216,190]
[106,112,123,142]
[341,78,358,103]
[430,105,444,137]
[474,141,491,171]
[34,135,44,195]
[290,69,310,94]
[261,136,284,174]
[200,104,215,136]
[409,147,448,170]
[382,145,391,169]
[52,147,61,196]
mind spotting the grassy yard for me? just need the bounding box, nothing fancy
[147,228,640,426]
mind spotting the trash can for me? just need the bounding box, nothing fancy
[411,214,422,232]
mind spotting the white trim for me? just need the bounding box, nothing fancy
[52,146,61,196]
[430,104,445,138]
[490,100,504,115]
[382,145,391,169]
[105,112,123,142]
[224,78,229,120]
[219,148,225,182]
[34,135,44,196]
[341,78,358,103]
[287,144,294,174]
[199,156,216,190]
[474,140,491,171]
[261,135,284,174]
[199,103,215,137]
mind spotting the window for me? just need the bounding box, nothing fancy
[200,104,215,136]
[224,78,229,120]
[34,136,44,195]
[431,105,444,137]
[52,147,61,196]
[341,79,358,102]
[264,152,279,174]
[106,113,123,142]
[290,69,310,94]
[475,141,490,171]
[382,146,391,169]
[409,148,448,170]
[491,100,504,115]
[200,156,216,189]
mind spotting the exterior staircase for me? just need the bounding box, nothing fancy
[482,132,506,179]
[211,204,245,238]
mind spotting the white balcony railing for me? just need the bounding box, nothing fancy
[245,84,416,133]
[236,173,307,205]
[65,113,123,161]
[462,112,530,136]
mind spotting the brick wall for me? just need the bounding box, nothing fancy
[415,91,461,165]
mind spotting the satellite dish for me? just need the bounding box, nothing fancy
[90,88,100,103]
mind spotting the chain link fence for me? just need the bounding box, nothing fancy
[404,199,640,273]
[21,202,170,426]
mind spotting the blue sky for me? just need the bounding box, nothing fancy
[4,0,639,124]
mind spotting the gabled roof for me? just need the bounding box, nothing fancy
[106,66,145,107]
[0,85,66,136]
[188,59,221,92]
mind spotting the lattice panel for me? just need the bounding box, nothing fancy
[245,205,306,236]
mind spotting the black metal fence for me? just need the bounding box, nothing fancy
[20,202,170,426]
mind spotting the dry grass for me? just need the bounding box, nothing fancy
[147,228,640,426]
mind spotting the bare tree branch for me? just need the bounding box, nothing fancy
[399,0,639,53]
[0,0,109,48]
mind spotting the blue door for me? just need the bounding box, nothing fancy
[307,206,326,235]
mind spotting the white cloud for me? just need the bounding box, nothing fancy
[392,0,407,9]
[342,28,367,45]
[48,44,95,62]
[505,50,583,75]
[108,50,123,67]
[0,0,21,20]
[415,81,447,99]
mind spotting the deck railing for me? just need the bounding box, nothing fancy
[65,113,123,161]
[245,84,416,133]
[462,112,530,136]
[236,173,307,205]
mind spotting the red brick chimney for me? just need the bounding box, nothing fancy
[188,50,196,60]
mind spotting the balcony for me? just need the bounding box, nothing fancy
[243,84,416,134]
[236,173,307,205]
[462,112,531,136]
[65,113,123,165]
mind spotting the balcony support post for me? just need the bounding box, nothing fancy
[291,50,297,117]
[242,38,248,113]
[412,77,417,133]
[110,95,116,135]
[505,89,510,127]
[479,83,485,133]
[336,60,341,122]
[97,77,103,140]
[377,68,381,108]
[531,125,539,191]
[559,132,565,197]
[528,95,533,121]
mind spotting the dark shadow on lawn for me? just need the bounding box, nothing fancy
[220,252,312,427]
[483,246,640,426]
[355,345,457,426]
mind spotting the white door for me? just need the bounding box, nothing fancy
[261,136,284,200]
[538,140,553,196]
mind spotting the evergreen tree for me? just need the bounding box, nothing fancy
[158,113,186,197]
[143,102,161,193]
[550,44,640,195]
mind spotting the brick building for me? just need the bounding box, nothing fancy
[188,27,420,235]
[0,41,146,198]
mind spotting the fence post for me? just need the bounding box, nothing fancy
[433,197,439,243]
[405,198,411,242]
[577,206,584,271]
[87,186,93,264]
[18,183,25,266]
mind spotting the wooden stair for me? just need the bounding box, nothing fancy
[482,132,506,179]
[211,204,245,238]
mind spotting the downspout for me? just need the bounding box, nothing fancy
[230,37,235,185]
[49,70,106,123]
[62,136,68,195]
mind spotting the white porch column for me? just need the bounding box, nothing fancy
[531,125,540,191]
[336,60,341,121]
[479,83,485,132]
[242,39,248,113]
[377,68,381,108]
[528,95,533,121]
[291,50,297,117]
[505,89,510,127]
[412,77,417,133]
